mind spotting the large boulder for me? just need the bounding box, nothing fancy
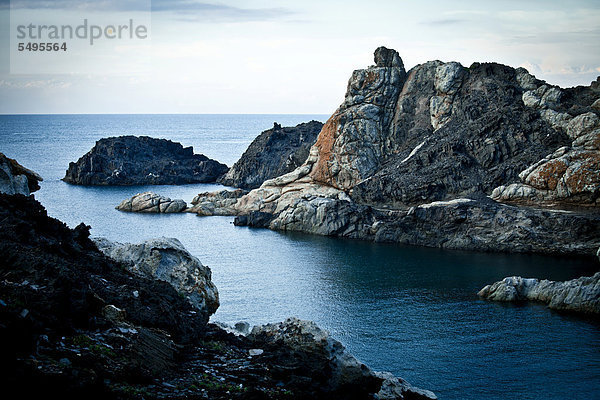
[478,273,600,314]
[219,121,323,190]
[93,237,219,317]
[0,152,43,195]
[116,191,187,213]
[64,136,228,185]
[249,317,436,400]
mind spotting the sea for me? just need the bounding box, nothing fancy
[1,114,599,400]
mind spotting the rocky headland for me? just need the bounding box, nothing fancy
[478,273,600,314]
[193,47,600,256]
[64,136,228,186]
[219,121,323,190]
[2,157,435,399]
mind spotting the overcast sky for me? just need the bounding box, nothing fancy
[0,0,599,114]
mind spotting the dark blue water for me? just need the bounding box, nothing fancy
[1,114,599,400]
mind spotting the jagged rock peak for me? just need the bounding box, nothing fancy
[374,46,404,70]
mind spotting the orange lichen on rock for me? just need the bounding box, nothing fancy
[527,159,569,190]
[309,114,340,187]
[565,152,600,194]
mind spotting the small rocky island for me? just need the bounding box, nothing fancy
[2,157,436,399]
[64,136,228,185]
[219,120,323,189]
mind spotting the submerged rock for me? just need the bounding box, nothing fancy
[0,152,43,195]
[219,121,323,190]
[478,273,600,314]
[64,135,228,185]
[116,191,187,213]
[93,237,219,317]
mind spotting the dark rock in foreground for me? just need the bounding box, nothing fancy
[219,121,323,190]
[478,273,600,314]
[64,136,228,186]
[0,152,43,195]
[0,190,433,398]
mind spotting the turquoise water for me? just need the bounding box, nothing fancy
[1,114,599,399]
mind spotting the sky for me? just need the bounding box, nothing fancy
[0,0,599,114]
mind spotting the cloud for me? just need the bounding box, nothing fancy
[0,78,72,89]
[2,0,294,22]
[419,18,467,26]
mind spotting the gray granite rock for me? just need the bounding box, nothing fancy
[478,273,600,314]
[249,317,436,399]
[188,189,247,216]
[94,237,219,318]
[194,48,600,256]
[0,152,43,195]
[116,191,187,213]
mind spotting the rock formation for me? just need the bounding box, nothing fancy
[188,189,247,216]
[248,317,436,400]
[491,112,600,206]
[203,46,600,255]
[93,237,219,316]
[0,152,42,195]
[478,273,600,314]
[116,191,187,213]
[64,136,228,185]
[1,159,433,399]
[219,121,323,189]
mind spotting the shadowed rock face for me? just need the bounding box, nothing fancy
[478,273,600,314]
[218,121,323,190]
[0,152,43,195]
[64,136,228,186]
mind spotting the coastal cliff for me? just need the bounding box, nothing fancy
[220,47,600,255]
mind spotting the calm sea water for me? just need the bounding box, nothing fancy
[1,114,599,400]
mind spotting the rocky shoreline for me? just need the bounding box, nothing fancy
[1,158,436,399]
[478,272,600,314]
